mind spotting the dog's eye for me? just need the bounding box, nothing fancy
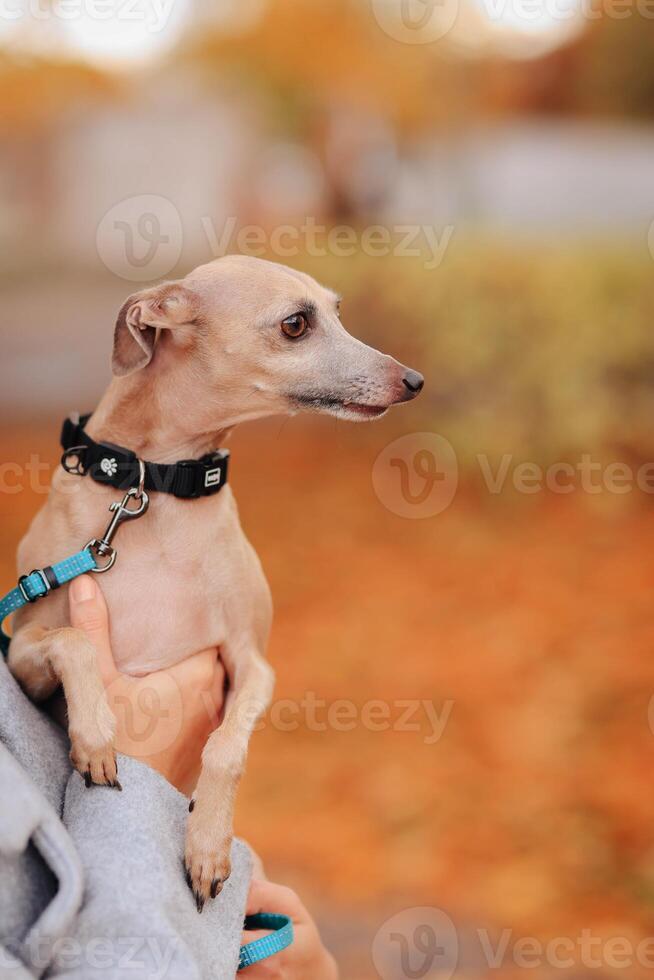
[281,313,308,339]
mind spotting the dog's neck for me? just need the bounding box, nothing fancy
[86,377,232,464]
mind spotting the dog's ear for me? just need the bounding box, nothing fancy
[112,281,199,377]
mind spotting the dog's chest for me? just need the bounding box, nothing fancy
[101,544,221,674]
[100,491,269,674]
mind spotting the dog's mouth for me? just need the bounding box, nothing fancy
[290,392,389,420]
[340,402,388,419]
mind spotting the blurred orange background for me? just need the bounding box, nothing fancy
[3,1,654,977]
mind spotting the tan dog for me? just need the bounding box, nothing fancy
[9,255,423,907]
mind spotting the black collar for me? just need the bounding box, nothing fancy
[60,414,229,499]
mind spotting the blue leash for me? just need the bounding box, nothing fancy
[0,484,149,656]
[239,913,294,970]
[0,547,97,655]
[0,486,294,970]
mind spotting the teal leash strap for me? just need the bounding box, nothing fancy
[1,485,150,657]
[0,548,97,656]
[238,913,294,971]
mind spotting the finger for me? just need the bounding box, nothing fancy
[245,880,307,922]
[165,647,218,686]
[68,575,118,684]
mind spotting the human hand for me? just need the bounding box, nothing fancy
[67,574,226,795]
[241,878,338,979]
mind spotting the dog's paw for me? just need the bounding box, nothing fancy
[70,737,121,790]
[184,805,232,912]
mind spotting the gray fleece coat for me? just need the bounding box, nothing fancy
[0,657,251,980]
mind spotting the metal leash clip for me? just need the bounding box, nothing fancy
[86,483,149,573]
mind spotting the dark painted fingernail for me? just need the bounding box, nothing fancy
[188,799,195,812]
[185,869,192,889]
[113,780,122,791]
[83,771,92,788]
[210,879,222,898]
[196,894,205,914]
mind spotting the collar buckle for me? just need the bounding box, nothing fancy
[203,450,229,492]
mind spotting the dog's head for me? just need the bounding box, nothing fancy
[112,255,423,426]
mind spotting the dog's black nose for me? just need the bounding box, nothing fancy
[402,370,424,396]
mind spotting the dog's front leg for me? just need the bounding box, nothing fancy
[9,623,118,786]
[185,647,274,910]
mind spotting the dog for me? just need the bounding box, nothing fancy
[9,255,423,907]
